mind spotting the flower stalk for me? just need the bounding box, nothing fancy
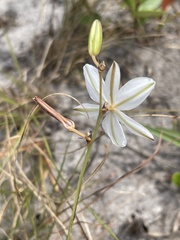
[67,20,105,238]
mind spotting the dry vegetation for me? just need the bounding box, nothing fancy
[0,0,180,239]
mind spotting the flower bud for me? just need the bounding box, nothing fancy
[88,19,102,57]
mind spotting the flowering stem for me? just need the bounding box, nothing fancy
[67,118,102,239]
[67,69,104,240]
[91,55,99,68]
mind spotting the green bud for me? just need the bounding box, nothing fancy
[88,19,102,57]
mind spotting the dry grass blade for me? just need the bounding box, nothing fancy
[82,145,108,190]
[14,160,69,236]
[98,138,161,194]
[82,138,162,202]
[0,196,12,224]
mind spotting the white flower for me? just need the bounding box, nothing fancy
[75,61,156,147]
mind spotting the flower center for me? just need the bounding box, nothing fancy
[102,102,114,114]
[102,102,108,113]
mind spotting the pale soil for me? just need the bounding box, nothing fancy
[0,1,180,239]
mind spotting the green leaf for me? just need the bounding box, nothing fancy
[138,0,162,11]
[133,10,164,18]
[146,126,180,147]
[123,0,136,12]
[172,172,180,187]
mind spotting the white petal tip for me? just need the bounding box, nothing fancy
[112,139,127,147]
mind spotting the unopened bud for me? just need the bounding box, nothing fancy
[88,19,102,57]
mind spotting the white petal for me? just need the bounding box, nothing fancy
[105,61,121,104]
[115,77,155,110]
[102,112,127,147]
[83,64,107,103]
[115,110,154,140]
[74,103,99,117]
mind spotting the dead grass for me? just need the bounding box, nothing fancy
[0,0,180,239]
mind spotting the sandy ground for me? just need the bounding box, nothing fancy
[0,0,180,239]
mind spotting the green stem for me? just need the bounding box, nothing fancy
[67,70,104,240]
[67,116,102,239]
